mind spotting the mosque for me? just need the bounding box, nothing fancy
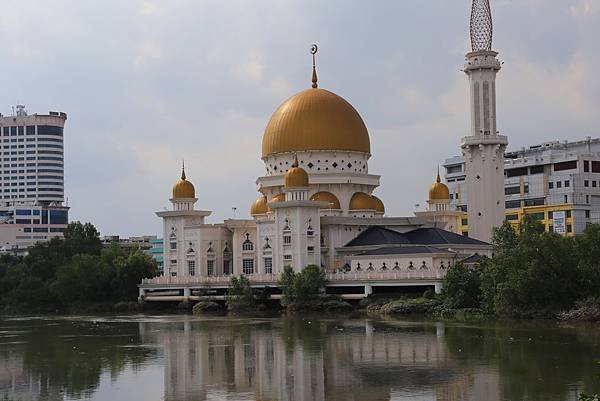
[141,0,500,298]
[152,54,487,285]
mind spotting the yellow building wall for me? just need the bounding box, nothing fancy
[460,203,575,238]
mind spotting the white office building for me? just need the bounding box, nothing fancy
[0,106,69,251]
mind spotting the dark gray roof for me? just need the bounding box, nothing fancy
[404,228,489,246]
[344,226,489,248]
[461,253,485,264]
[358,246,454,256]
[344,226,412,247]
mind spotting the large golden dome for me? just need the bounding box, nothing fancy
[262,88,370,158]
[429,171,450,201]
[172,167,195,199]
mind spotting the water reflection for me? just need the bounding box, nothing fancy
[1,316,598,401]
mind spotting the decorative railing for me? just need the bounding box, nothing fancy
[141,269,445,286]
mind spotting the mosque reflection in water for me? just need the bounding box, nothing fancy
[138,317,500,401]
[5,316,595,401]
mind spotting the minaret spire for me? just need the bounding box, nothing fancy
[460,0,508,243]
[470,0,493,52]
[181,160,186,180]
[310,44,318,88]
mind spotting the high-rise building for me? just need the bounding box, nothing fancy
[444,137,600,237]
[0,106,68,251]
[460,0,508,242]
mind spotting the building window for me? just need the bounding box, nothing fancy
[566,210,572,218]
[242,259,254,275]
[548,182,554,189]
[567,224,573,233]
[584,160,590,172]
[207,260,214,276]
[565,180,570,188]
[223,247,232,275]
[585,180,589,187]
[554,160,577,172]
[264,257,273,274]
[242,233,254,251]
[283,235,291,245]
[527,212,545,221]
[505,186,520,195]
[307,246,315,252]
[505,200,521,209]
[307,226,314,236]
[586,195,590,204]
[564,195,568,203]
[557,181,562,189]
[593,181,598,188]
[283,254,292,262]
[585,210,591,219]
[188,260,196,276]
[506,214,519,221]
[170,242,177,250]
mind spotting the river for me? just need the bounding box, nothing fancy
[0,314,598,400]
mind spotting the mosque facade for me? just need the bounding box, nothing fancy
[144,0,503,291]
[155,65,484,282]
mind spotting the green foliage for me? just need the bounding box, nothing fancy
[580,393,600,401]
[481,219,578,315]
[226,276,256,311]
[279,265,296,307]
[441,262,482,309]
[278,265,327,310]
[0,222,158,312]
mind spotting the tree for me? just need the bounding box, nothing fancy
[226,276,255,311]
[574,224,600,299]
[279,265,296,307]
[279,265,326,310]
[63,221,102,256]
[441,262,482,309]
[480,217,579,315]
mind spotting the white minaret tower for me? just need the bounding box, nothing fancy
[460,0,508,242]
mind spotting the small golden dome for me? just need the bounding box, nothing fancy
[172,165,195,199]
[349,192,376,210]
[271,193,285,203]
[429,171,450,201]
[310,191,341,209]
[372,195,385,214]
[262,88,370,158]
[250,195,268,215]
[284,156,309,188]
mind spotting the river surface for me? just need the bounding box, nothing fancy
[0,314,599,401]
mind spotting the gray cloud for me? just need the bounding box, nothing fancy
[0,0,598,236]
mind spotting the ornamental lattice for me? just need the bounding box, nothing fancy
[470,0,493,51]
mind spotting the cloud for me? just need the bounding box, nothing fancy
[570,0,600,17]
[0,0,598,236]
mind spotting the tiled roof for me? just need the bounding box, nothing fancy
[344,226,489,248]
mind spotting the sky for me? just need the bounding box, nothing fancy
[0,0,599,237]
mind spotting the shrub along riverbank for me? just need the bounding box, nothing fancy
[0,222,158,314]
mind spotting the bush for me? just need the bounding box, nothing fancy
[226,276,256,312]
[192,301,224,314]
[323,299,353,313]
[441,262,481,309]
[279,265,327,310]
[559,297,600,321]
[379,298,440,315]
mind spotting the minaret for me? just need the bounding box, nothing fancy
[460,0,508,242]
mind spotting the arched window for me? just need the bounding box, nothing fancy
[223,244,232,275]
[242,233,254,251]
